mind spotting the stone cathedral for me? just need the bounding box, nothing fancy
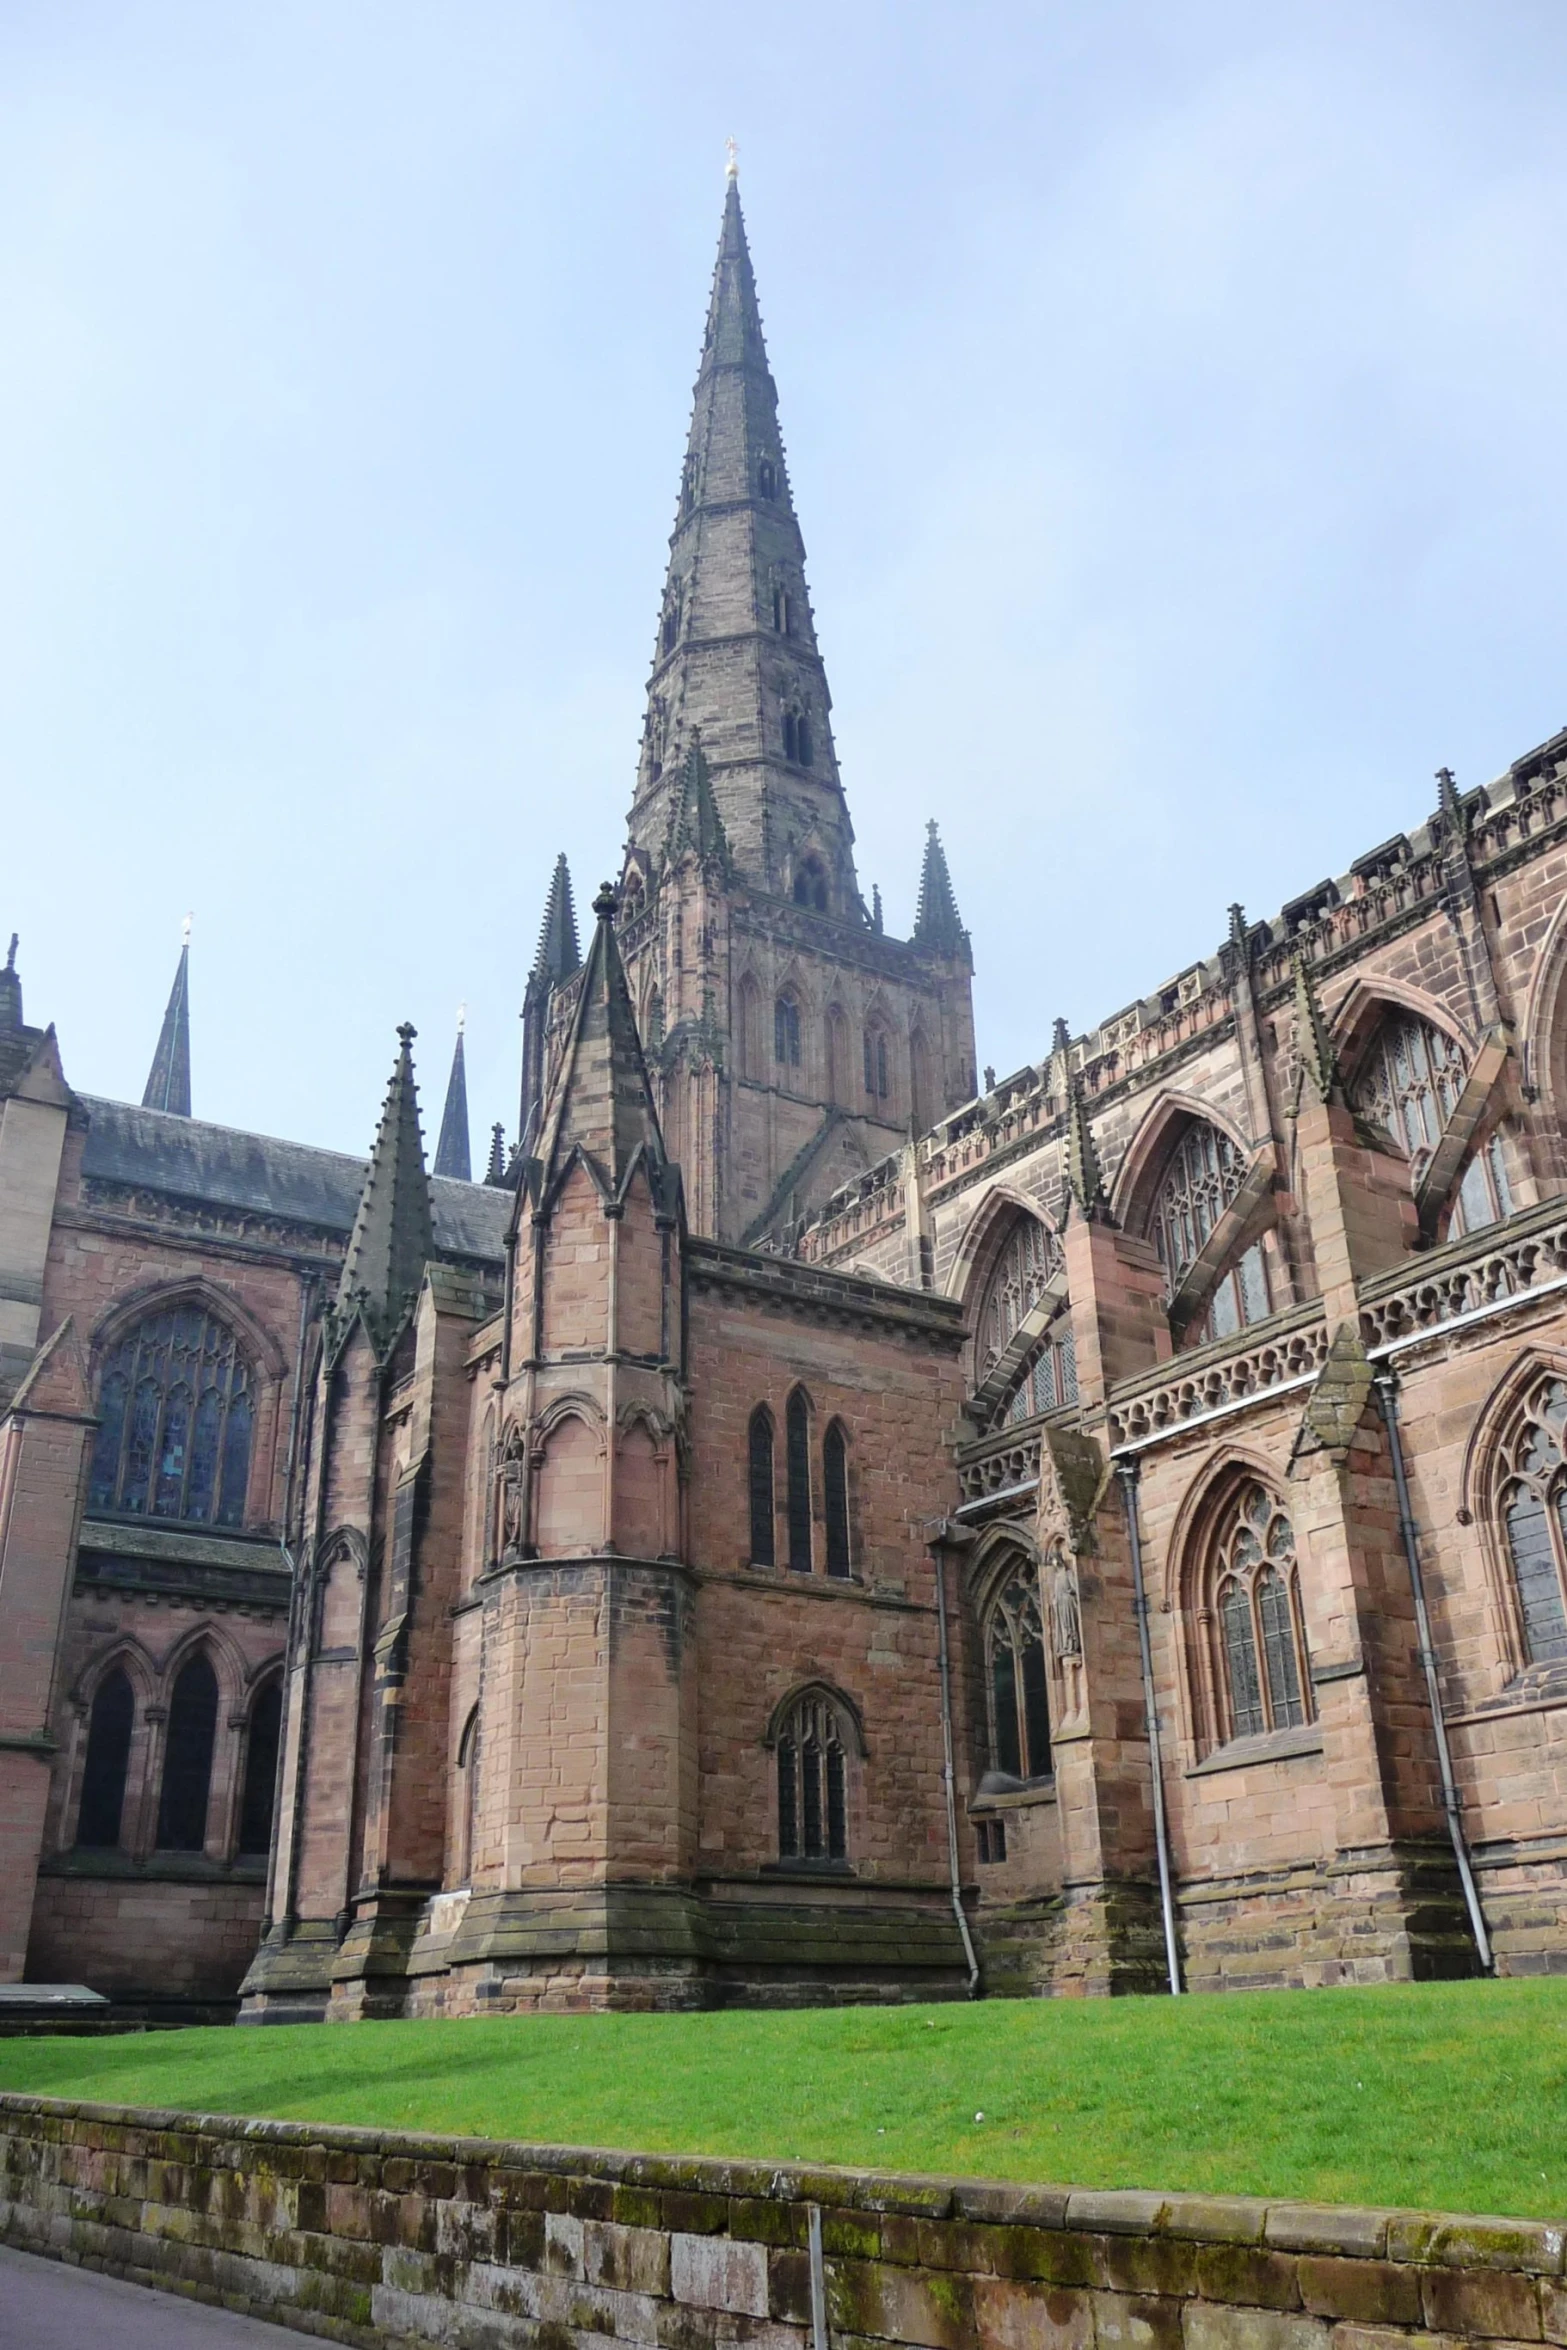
[4,170,1567,2022]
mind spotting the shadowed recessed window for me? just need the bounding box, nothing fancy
[786,1389,812,1573]
[792,856,828,912]
[824,1420,851,1578]
[777,1691,848,1863]
[157,1651,219,1852]
[237,1676,283,1856]
[758,457,778,500]
[1210,1485,1309,1742]
[863,1026,889,1101]
[774,993,801,1067]
[75,1667,134,1849]
[748,1406,776,1567]
[89,1308,253,1529]
[986,1564,1051,1781]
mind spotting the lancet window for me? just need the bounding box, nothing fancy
[237,1677,283,1856]
[863,1026,890,1100]
[1451,1133,1513,1240]
[76,1667,135,1850]
[783,708,814,768]
[758,457,778,500]
[776,1691,849,1863]
[1150,1123,1269,1341]
[785,1390,812,1572]
[748,1407,776,1567]
[1208,1485,1309,1743]
[89,1307,254,1529]
[774,993,801,1066]
[1350,1012,1468,1183]
[156,1650,219,1853]
[1495,1377,1567,1665]
[985,1563,1051,1782]
[772,581,794,636]
[824,1421,851,1578]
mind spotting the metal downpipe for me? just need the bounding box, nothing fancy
[933,1540,982,1997]
[1118,1462,1182,1995]
[1374,1372,1493,1973]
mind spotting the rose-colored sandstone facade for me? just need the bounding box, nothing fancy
[3,173,1567,2018]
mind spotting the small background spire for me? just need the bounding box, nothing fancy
[433,1008,472,1181]
[142,919,193,1117]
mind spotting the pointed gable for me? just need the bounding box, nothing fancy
[7,1317,93,1421]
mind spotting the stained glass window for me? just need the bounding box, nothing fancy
[786,1390,812,1572]
[777,1692,848,1862]
[76,1667,134,1849]
[89,1308,254,1528]
[986,1565,1051,1781]
[1496,1377,1567,1664]
[156,1651,219,1852]
[824,1421,851,1578]
[1350,1012,1468,1183]
[748,1408,776,1566]
[1209,1485,1309,1743]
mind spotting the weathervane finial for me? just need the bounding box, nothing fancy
[724,134,739,181]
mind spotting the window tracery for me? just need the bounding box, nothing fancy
[1350,1012,1468,1183]
[976,1215,1077,1424]
[1150,1123,1269,1342]
[984,1563,1051,1781]
[1495,1376,1567,1665]
[1207,1485,1309,1743]
[89,1307,254,1529]
[1451,1133,1513,1240]
[776,1691,848,1862]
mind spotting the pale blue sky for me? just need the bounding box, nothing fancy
[4,3,1565,1159]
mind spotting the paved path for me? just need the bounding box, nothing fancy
[0,2241,310,2345]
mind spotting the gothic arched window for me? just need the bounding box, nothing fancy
[1495,1376,1567,1665]
[156,1650,219,1852]
[1208,1485,1309,1743]
[1150,1123,1269,1342]
[824,1421,851,1578]
[90,1307,255,1529]
[776,1691,849,1862]
[786,1389,812,1572]
[793,856,828,912]
[825,1006,851,1104]
[772,581,794,636]
[237,1675,283,1856]
[457,1704,481,1884]
[737,975,763,1079]
[863,1025,890,1101]
[976,1215,1077,1425]
[1350,1011,1468,1183]
[774,993,801,1067]
[660,583,682,656]
[76,1666,134,1849]
[748,1407,776,1567]
[758,457,778,500]
[985,1564,1051,1781]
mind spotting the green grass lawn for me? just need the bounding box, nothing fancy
[0,1978,1563,2222]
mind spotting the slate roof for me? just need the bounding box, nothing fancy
[78,1095,510,1266]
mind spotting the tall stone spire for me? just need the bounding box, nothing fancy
[911,823,970,960]
[0,936,20,1034]
[537,885,669,1197]
[628,169,858,905]
[519,855,582,1157]
[332,1024,434,1361]
[142,918,192,1117]
[433,1010,472,1181]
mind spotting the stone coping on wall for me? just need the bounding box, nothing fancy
[3,2092,1567,2350]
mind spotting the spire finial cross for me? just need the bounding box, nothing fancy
[181,912,192,947]
[457,1001,467,1036]
[724,134,739,181]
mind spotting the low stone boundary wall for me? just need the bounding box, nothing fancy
[1,2092,1564,2350]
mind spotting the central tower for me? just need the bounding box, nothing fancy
[614,164,977,1246]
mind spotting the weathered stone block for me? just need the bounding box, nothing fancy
[670,2229,770,2316]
